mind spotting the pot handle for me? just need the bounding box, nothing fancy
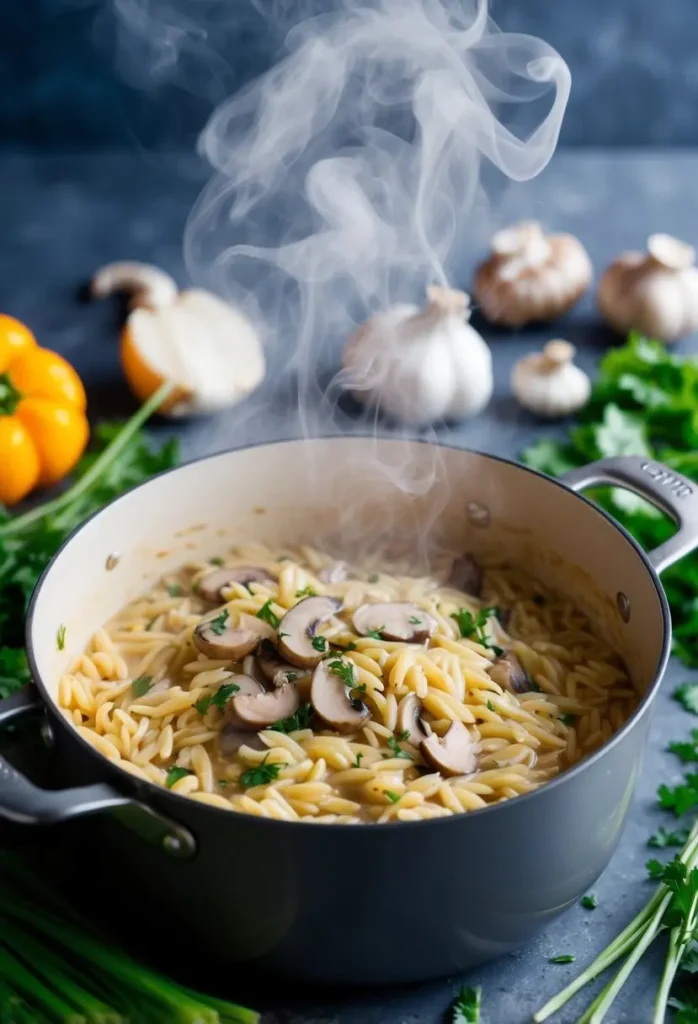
[561,455,698,574]
[0,685,196,859]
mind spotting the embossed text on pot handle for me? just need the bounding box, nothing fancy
[561,455,698,574]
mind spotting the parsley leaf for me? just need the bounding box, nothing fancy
[452,985,481,1023]
[328,658,363,691]
[396,728,410,741]
[209,556,225,567]
[384,790,400,803]
[366,627,385,640]
[166,583,182,597]
[353,752,364,768]
[131,675,153,698]
[409,616,422,624]
[581,894,598,910]
[451,606,498,649]
[295,586,316,598]
[676,684,698,715]
[240,755,287,787]
[560,714,576,727]
[669,730,698,763]
[549,954,576,964]
[649,826,690,849]
[387,736,412,760]
[256,600,280,628]
[486,700,495,712]
[647,858,667,880]
[194,682,240,715]
[208,609,229,635]
[311,635,329,652]
[658,776,698,817]
[56,624,66,651]
[269,703,314,733]
[166,766,194,788]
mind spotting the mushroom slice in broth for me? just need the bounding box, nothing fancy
[396,693,431,746]
[193,611,275,660]
[490,651,531,694]
[277,596,343,668]
[352,602,436,643]
[197,566,275,603]
[232,682,300,729]
[421,720,477,776]
[311,658,370,733]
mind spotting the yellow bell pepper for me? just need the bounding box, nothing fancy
[0,314,89,506]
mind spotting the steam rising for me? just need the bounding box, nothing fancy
[110,0,570,562]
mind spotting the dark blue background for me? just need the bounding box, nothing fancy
[2,0,695,150]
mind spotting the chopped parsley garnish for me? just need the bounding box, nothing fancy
[384,790,400,803]
[269,703,314,733]
[581,894,598,910]
[209,556,225,567]
[675,684,698,715]
[366,627,385,639]
[256,600,280,628]
[409,616,422,624]
[452,985,481,1023]
[368,573,379,583]
[131,675,153,698]
[166,583,182,597]
[648,826,690,849]
[387,736,412,760]
[657,775,698,817]
[560,714,576,727]
[353,752,364,768]
[194,682,240,716]
[240,755,286,787]
[486,700,495,712]
[166,766,194,788]
[295,586,317,598]
[451,606,498,649]
[345,641,358,651]
[208,608,229,635]
[56,624,66,651]
[396,728,410,741]
[277,631,290,640]
[311,635,329,653]
[549,954,576,964]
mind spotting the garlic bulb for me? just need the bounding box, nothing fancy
[473,221,592,327]
[511,339,591,418]
[597,234,698,342]
[92,262,266,417]
[342,286,492,427]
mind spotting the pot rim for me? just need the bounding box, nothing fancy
[25,434,672,833]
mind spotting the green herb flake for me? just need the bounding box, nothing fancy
[218,779,229,787]
[131,675,153,698]
[581,894,598,910]
[366,627,385,640]
[452,984,481,1023]
[240,755,287,787]
[549,954,576,964]
[668,730,698,763]
[345,641,358,651]
[647,859,666,880]
[166,583,182,598]
[353,752,364,768]
[409,616,422,624]
[384,790,401,804]
[486,700,495,712]
[648,826,690,849]
[675,684,698,715]
[451,606,498,649]
[560,714,576,727]
[657,775,698,817]
[396,728,410,741]
[209,556,225,567]
[194,682,240,716]
[208,608,229,636]
[56,624,66,651]
[311,635,329,652]
[387,736,412,760]
[256,600,280,628]
[295,586,317,598]
[328,658,358,689]
[269,703,314,733]
[166,766,194,788]
[368,573,379,583]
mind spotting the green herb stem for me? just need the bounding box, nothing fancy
[0,381,174,540]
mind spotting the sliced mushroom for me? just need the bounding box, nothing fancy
[449,553,483,597]
[197,566,274,603]
[272,666,312,691]
[352,602,436,643]
[217,675,268,756]
[318,561,349,584]
[421,720,477,777]
[232,681,300,729]
[256,642,290,682]
[277,596,343,668]
[310,658,370,733]
[242,653,267,685]
[218,725,266,758]
[490,651,531,694]
[396,693,431,746]
[193,612,275,660]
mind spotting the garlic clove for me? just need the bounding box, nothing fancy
[511,339,591,418]
[474,223,592,327]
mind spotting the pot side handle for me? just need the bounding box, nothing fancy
[0,685,195,859]
[561,454,698,575]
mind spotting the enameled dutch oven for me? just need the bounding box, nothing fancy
[1,439,697,985]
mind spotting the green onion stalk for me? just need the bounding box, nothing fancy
[534,822,698,1023]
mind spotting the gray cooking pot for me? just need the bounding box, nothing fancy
[1,439,696,986]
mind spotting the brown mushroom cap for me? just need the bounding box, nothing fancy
[490,651,531,694]
[232,681,300,729]
[193,611,275,660]
[310,658,370,733]
[421,720,477,777]
[256,641,291,682]
[197,566,274,603]
[396,693,431,746]
[277,596,343,668]
[352,602,436,643]
[449,553,483,597]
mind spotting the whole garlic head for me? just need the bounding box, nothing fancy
[473,221,592,327]
[511,339,591,418]
[597,234,698,342]
[342,286,493,427]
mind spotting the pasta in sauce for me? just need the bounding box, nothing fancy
[58,543,637,824]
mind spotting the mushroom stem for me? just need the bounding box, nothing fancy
[540,340,576,371]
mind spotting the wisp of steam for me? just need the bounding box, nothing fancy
[111,0,570,563]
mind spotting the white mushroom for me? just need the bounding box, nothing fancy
[511,340,591,418]
[232,681,300,729]
[473,221,592,327]
[310,658,370,733]
[91,262,178,310]
[92,261,266,417]
[342,286,493,427]
[193,611,274,660]
[421,720,477,777]
[277,596,343,668]
[489,651,531,694]
[396,693,431,746]
[197,566,275,603]
[597,234,698,341]
[352,602,436,643]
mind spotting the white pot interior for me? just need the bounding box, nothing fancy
[30,438,666,705]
